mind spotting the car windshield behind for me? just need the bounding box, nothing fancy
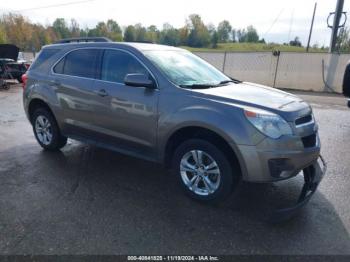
[144,50,231,87]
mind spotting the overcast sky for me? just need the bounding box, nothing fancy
[1,0,350,46]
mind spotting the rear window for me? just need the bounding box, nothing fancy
[54,49,100,79]
[30,49,60,71]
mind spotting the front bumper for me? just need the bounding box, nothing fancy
[236,137,320,183]
[269,155,327,222]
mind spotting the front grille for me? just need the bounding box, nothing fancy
[295,114,312,126]
[302,134,316,148]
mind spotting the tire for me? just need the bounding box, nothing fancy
[32,108,67,151]
[172,139,238,204]
[343,63,350,97]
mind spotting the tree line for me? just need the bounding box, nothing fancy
[0,13,265,51]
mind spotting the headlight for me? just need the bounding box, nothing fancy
[244,107,292,139]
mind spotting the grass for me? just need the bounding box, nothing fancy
[181,42,327,53]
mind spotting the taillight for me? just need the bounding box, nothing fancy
[21,74,27,89]
[24,63,30,70]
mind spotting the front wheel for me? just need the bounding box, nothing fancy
[172,139,238,203]
[32,108,67,151]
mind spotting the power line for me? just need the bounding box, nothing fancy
[13,0,94,12]
[263,8,284,38]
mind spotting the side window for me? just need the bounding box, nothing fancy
[53,58,64,74]
[101,50,149,83]
[55,49,100,78]
[30,48,60,71]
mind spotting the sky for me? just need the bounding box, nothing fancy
[1,0,350,46]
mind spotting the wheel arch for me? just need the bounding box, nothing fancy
[28,98,56,124]
[163,125,243,178]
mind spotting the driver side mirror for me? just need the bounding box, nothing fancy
[124,73,156,89]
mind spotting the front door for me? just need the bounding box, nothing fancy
[93,49,159,157]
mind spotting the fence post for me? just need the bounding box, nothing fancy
[272,50,281,88]
[222,51,227,73]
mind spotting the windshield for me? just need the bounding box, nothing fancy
[144,50,231,87]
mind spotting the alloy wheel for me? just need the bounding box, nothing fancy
[35,115,53,145]
[180,150,221,196]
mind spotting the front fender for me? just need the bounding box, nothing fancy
[157,104,264,162]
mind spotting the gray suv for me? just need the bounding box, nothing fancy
[23,38,325,217]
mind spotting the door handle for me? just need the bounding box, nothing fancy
[96,89,109,97]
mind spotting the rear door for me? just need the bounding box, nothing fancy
[52,48,103,138]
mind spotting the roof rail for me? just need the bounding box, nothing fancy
[54,37,112,44]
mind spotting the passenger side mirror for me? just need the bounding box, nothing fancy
[124,73,156,89]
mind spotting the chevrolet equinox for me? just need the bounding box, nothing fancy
[23,38,326,217]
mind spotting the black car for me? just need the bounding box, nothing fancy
[343,61,350,108]
[0,44,28,83]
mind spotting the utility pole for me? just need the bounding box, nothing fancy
[306,2,317,52]
[329,0,345,53]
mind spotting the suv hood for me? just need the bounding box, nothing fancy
[0,44,19,61]
[192,82,311,121]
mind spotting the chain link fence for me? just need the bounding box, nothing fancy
[195,51,350,93]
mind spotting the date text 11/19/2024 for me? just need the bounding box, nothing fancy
[127,256,219,261]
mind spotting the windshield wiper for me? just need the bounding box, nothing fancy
[219,78,242,85]
[179,84,219,89]
[179,78,242,89]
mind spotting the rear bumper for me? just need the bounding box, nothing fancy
[269,155,327,222]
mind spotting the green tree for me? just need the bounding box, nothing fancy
[236,26,259,43]
[289,36,302,47]
[231,29,236,42]
[178,26,189,45]
[246,25,259,42]
[134,23,147,42]
[88,20,122,41]
[211,31,218,48]
[106,19,122,41]
[186,14,210,47]
[237,29,246,42]
[1,13,33,50]
[0,23,7,44]
[52,18,70,39]
[160,23,180,46]
[80,27,89,37]
[89,22,107,37]
[123,25,136,42]
[217,20,232,43]
[146,25,160,43]
[69,19,80,38]
[30,24,50,50]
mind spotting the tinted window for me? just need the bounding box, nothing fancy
[30,48,60,71]
[53,58,64,74]
[101,50,148,83]
[59,49,100,78]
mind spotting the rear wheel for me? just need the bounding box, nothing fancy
[32,108,67,151]
[172,139,238,203]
